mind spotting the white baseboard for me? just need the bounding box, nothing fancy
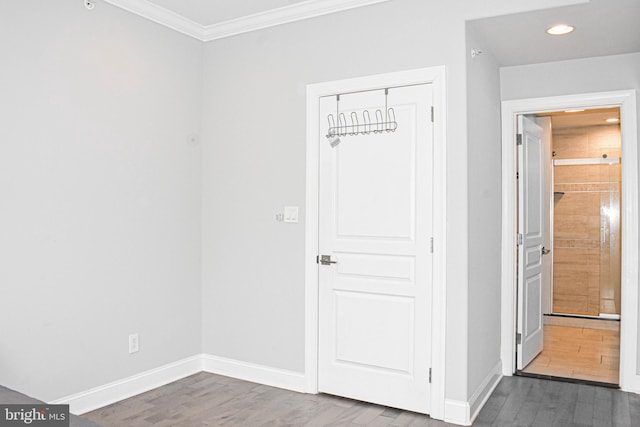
[50,355,203,415]
[444,360,503,426]
[469,360,502,424]
[444,398,471,426]
[49,354,306,416]
[202,354,306,393]
[620,371,640,395]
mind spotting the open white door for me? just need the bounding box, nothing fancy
[318,84,433,413]
[538,117,553,315]
[517,115,545,370]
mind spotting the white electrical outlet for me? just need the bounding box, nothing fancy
[128,333,139,354]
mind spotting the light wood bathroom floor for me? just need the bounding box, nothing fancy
[522,323,620,384]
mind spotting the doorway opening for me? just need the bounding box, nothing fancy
[500,90,639,394]
[517,108,622,385]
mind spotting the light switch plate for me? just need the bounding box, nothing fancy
[283,206,299,223]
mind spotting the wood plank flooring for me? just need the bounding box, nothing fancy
[83,372,454,427]
[82,372,640,426]
[522,324,620,384]
[474,376,640,427]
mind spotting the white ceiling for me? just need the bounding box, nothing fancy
[101,0,640,57]
[469,0,640,66]
[147,0,306,26]
[538,108,621,129]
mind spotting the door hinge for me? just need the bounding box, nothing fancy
[430,237,434,253]
[516,171,519,180]
[517,233,523,245]
[516,134,523,146]
[316,255,319,264]
[516,333,522,345]
[429,368,432,383]
[430,106,434,123]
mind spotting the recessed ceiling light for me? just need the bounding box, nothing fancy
[546,24,575,35]
[564,109,585,113]
[606,118,620,123]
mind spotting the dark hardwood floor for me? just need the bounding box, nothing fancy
[474,375,639,427]
[83,372,640,426]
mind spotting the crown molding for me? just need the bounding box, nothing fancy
[103,0,203,39]
[102,0,391,42]
[200,0,391,42]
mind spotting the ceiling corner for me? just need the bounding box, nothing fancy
[103,0,205,40]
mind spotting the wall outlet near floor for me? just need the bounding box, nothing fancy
[128,333,139,354]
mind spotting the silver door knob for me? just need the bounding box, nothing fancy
[319,255,337,265]
[542,247,551,255]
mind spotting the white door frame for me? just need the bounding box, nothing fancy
[500,90,640,393]
[305,66,447,419]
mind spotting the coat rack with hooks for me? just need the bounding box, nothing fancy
[325,89,398,140]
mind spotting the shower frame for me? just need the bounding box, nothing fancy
[549,151,622,319]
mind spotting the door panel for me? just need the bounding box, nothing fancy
[335,253,415,283]
[517,115,545,370]
[318,84,433,413]
[335,108,416,240]
[335,292,414,372]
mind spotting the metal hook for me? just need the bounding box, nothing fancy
[386,108,396,132]
[375,109,384,133]
[327,114,336,137]
[350,112,359,136]
[362,110,371,134]
[338,113,347,136]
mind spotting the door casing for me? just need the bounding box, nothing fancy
[305,66,447,419]
[500,90,640,393]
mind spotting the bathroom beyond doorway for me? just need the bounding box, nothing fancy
[522,316,620,385]
[544,108,622,318]
[520,107,622,385]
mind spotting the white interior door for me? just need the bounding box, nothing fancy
[537,116,553,315]
[517,115,545,370]
[318,84,433,413]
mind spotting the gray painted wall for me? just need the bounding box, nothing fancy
[200,0,583,403]
[500,52,640,375]
[0,1,203,401]
[0,0,593,409]
[200,3,470,398]
[465,23,503,400]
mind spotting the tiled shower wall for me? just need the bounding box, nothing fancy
[552,124,621,316]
